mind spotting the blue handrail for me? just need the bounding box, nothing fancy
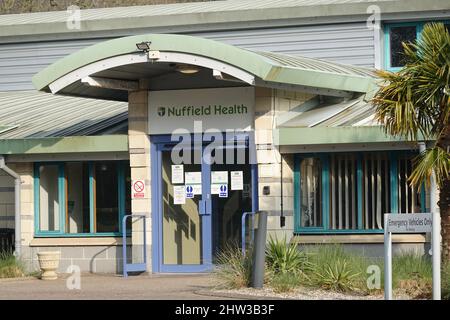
[241,211,255,256]
[122,214,147,278]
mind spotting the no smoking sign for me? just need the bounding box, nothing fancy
[132,180,146,199]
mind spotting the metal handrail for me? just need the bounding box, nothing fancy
[122,214,147,278]
[241,211,255,255]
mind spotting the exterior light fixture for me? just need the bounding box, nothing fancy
[136,41,151,52]
[175,64,200,74]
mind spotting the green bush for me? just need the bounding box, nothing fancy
[0,251,24,278]
[266,236,311,275]
[214,245,253,289]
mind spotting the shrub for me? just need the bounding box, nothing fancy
[266,236,311,276]
[0,251,24,278]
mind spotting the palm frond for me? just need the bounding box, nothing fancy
[410,146,450,187]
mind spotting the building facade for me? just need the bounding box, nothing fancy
[0,0,449,273]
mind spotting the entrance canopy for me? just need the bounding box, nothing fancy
[33,34,378,101]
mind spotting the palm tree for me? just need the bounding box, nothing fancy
[372,22,450,260]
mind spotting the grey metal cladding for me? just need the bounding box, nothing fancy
[0,22,374,91]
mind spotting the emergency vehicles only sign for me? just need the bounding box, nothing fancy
[386,213,432,233]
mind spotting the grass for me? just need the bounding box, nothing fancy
[214,244,254,289]
[0,251,25,278]
[214,241,448,299]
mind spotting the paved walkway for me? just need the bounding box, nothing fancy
[0,273,236,300]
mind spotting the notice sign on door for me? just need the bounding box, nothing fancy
[132,180,146,199]
[173,185,186,205]
[171,165,184,184]
[219,184,228,198]
[185,185,194,199]
[231,171,243,190]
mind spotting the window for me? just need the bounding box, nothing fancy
[295,151,425,234]
[35,161,131,236]
[385,21,450,71]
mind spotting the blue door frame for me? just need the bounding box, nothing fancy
[150,133,258,273]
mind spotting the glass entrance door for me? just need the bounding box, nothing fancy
[159,145,212,272]
[154,134,256,272]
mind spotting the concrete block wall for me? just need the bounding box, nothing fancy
[21,245,131,274]
[254,88,314,242]
[128,90,152,271]
[0,169,14,229]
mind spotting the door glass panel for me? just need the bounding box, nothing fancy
[211,146,252,261]
[162,148,203,265]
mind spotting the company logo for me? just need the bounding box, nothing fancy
[156,104,248,118]
[157,107,166,117]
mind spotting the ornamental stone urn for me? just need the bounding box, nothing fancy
[37,251,60,280]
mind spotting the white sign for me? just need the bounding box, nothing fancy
[173,186,186,205]
[212,171,228,184]
[148,87,255,134]
[211,184,221,195]
[192,184,202,195]
[219,184,228,198]
[171,165,184,184]
[132,180,146,199]
[185,172,202,184]
[386,213,433,233]
[230,171,244,190]
[185,185,194,199]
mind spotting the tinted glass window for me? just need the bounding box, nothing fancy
[390,26,416,68]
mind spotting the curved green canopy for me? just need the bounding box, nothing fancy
[33,33,377,94]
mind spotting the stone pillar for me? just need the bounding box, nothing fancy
[128,90,152,271]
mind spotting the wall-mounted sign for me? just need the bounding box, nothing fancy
[132,180,146,199]
[148,87,254,134]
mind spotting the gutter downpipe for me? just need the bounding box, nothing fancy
[0,156,21,257]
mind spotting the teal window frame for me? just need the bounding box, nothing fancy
[384,20,450,71]
[34,161,130,237]
[294,151,426,234]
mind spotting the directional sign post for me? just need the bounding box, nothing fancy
[384,212,441,300]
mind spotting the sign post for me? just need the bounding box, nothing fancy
[384,213,440,300]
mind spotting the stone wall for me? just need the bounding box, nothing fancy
[128,90,152,271]
[254,88,314,241]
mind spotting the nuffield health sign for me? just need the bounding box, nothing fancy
[148,87,254,134]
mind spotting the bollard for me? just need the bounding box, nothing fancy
[251,210,268,288]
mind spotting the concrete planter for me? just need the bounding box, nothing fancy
[37,251,60,280]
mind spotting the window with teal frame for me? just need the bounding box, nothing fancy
[294,151,426,234]
[384,20,450,71]
[34,161,131,237]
